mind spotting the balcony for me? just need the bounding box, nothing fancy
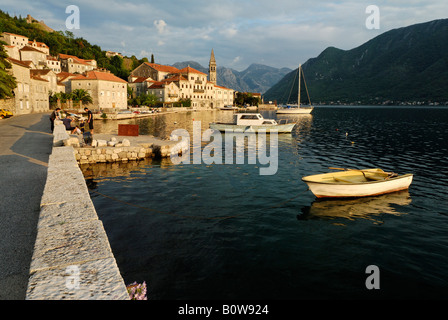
[193,89,204,93]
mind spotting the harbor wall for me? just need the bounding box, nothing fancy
[26,120,129,299]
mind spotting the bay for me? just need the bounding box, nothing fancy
[81,106,448,299]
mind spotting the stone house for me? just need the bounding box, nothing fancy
[27,39,50,55]
[4,45,20,60]
[31,69,65,94]
[0,32,29,49]
[130,62,180,81]
[30,73,50,113]
[2,57,46,115]
[70,70,127,110]
[19,46,47,69]
[46,55,61,73]
[147,81,180,104]
[59,53,97,74]
[127,76,156,98]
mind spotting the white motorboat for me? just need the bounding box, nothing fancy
[210,113,295,133]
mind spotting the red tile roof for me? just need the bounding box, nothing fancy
[162,74,188,82]
[179,66,206,75]
[2,32,28,39]
[148,81,165,89]
[144,62,180,74]
[28,40,48,48]
[71,70,127,83]
[20,46,46,54]
[57,71,77,81]
[59,53,95,66]
[30,74,48,82]
[6,57,31,68]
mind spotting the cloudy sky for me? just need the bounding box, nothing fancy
[2,0,447,70]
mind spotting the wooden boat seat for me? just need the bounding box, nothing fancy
[333,176,360,183]
[364,175,386,181]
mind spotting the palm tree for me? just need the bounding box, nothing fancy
[71,89,92,104]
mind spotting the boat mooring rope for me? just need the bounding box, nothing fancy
[90,188,310,221]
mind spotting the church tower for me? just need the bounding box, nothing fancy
[209,49,217,85]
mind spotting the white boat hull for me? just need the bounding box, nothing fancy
[276,107,313,114]
[209,122,295,133]
[302,173,413,198]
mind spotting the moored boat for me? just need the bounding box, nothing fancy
[220,105,239,110]
[302,168,413,198]
[209,113,295,133]
[276,105,313,114]
[276,64,314,114]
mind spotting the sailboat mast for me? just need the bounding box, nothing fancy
[298,64,301,107]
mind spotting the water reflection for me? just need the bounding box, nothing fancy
[80,158,173,181]
[93,110,314,141]
[298,190,412,224]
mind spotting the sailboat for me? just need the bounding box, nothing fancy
[276,64,314,114]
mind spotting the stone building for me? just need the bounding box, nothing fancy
[27,39,50,55]
[147,80,180,104]
[0,32,29,49]
[127,76,156,98]
[70,70,127,110]
[2,57,51,115]
[31,69,65,94]
[59,53,97,74]
[30,72,50,113]
[129,50,234,109]
[130,62,180,81]
[5,57,32,114]
[46,55,61,73]
[19,46,47,69]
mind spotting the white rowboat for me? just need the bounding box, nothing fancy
[302,168,413,198]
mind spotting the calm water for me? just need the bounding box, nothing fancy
[81,106,448,299]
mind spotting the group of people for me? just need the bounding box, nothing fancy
[50,107,94,134]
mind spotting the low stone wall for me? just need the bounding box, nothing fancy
[74,145,153,164]
[63,133,188,164]
[26,121,129,300]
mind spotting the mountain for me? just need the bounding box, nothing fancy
[172,61,291,94]
[264,19,448,105]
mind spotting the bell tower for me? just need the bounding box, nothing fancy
[209,49,217,85]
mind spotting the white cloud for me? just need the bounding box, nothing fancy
[154,19,167,34]
[2,0,448,69]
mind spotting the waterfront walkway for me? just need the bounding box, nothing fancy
[0,113,53,299]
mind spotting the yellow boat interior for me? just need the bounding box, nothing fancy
[302,168,400,184]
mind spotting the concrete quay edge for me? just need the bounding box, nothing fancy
[25,121,129,300]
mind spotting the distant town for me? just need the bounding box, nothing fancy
[0,31,248,116]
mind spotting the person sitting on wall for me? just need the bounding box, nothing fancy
[62,115,82,134]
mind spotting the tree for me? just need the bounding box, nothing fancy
[71,89,92,104]
[151,54,155,63]
[0,40,17,99]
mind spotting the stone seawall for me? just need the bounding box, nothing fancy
[66,133,188,164]
[26,121,129,299]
